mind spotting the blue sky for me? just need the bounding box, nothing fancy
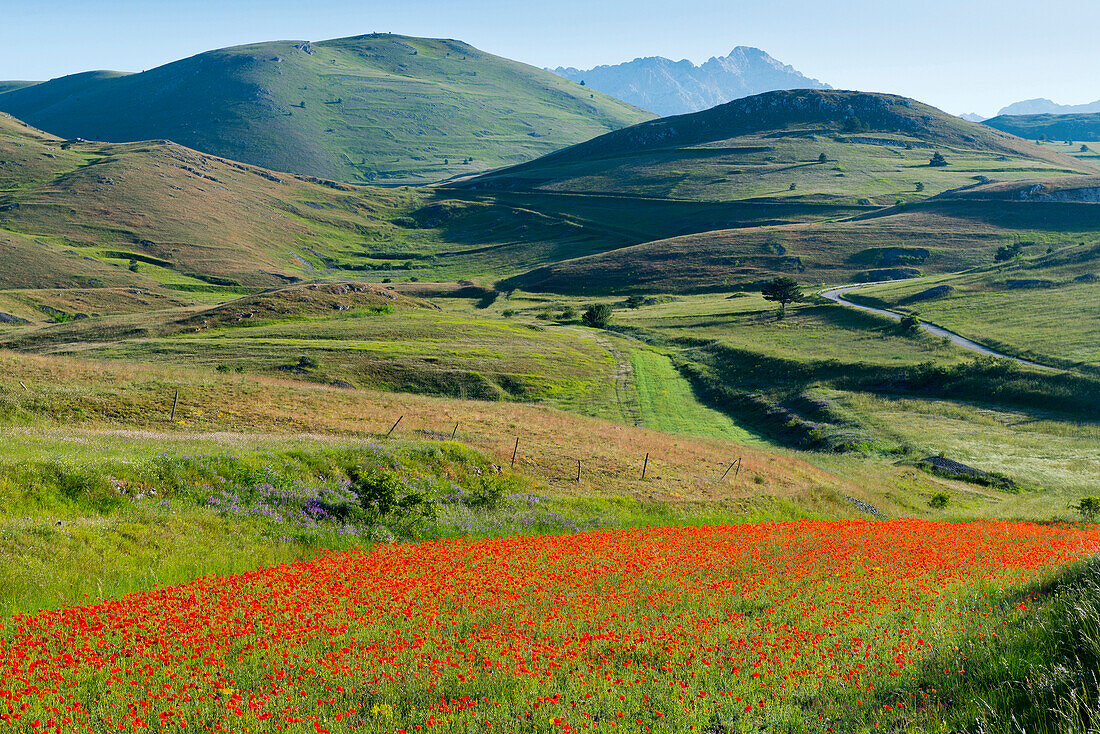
[3,0,1098,117]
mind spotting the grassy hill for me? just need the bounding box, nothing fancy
[985,113,1100,143]
[0,81,39,95]
[498,183,1100,294]
[0,34,652,185]
[458,89,1090,201]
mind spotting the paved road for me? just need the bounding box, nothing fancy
[819,283,1054,370]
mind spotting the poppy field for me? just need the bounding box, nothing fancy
[3,519,1099,733]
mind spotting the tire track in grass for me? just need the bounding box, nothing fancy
[630,349,771,445]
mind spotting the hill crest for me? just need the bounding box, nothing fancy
[0,34,653,185]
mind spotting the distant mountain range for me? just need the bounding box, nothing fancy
[998,98,1100,116]
[0,35,652,184]
[549,47,829,117]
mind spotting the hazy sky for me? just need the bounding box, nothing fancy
[3,0,1098,117]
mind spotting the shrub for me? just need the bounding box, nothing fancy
[347,466,435,523]
[899,313,921,334]
[501,308,517,318]
[1073,496,1100,522]
[624,295,645,309]
[929,492,949,509]
[558,306,577,322]
[466,473,524,509]
[929,151,948,167]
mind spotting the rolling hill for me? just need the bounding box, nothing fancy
[0,81,39,95]
[0,111,434,291]
[549,47,829,117]
[458,89,1090,202]
[0,34,653,185]
[447,90,1100,294]
[984,113,1100,143]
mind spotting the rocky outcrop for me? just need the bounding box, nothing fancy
[550,47,830,117]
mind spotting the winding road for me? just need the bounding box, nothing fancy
[819,283,1055,371]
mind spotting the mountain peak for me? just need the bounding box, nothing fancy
[549,48,829,117]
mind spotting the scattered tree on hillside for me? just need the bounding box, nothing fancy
[789,183,797,191]
[928,151,948,167]
[994,242,1025,262]
[1083,145,1092,153]
[761,276,803,318]
[582,303,613,328]
[899,312,921,335]
[915,181,925,192]
[579,80,586,86]
[624,295,645,309]
[843,116,865,132]
[818,153,827,164]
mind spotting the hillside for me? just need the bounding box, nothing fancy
[549,47,829,117]
[0,111,437,290]
[459,90,1090,201]
[0,81,39,95]
[984,113,1100,143]
[497,176,1100,294]
[0,34,653,185]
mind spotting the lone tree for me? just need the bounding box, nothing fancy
[929,151,948,167]
[761,276,803,318]
[581,303,613,328]
[1083,144,1092,153]
[818,153,827,164]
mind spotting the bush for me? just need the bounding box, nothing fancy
[624,295,645,309]
[929,152,948,167]
[929,492,949,509]
[1073,496,1100,522]
[347,466,435,523]
[899,313,921,334]
[994,242,1024,262]
[501,308,517,318]
[582,303,613,328]
[466,473,524,509]
[558,306,578,322]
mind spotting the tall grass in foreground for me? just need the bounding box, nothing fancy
[875,556,1100,733]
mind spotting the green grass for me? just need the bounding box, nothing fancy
[853,241,1100,370]
[630,349,769,445]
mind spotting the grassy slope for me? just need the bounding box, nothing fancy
[460,89,1088,196]
[0,35,652,185]
[0,81,39,95]
[985,112,1100,142]
[851,238,1100,369]
[501,194,1100,294]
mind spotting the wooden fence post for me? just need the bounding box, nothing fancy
[642,452,649,479]
[386,415,403,438]
[511,437,519,468]
[170,389,179,422]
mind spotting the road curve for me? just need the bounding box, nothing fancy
[819,283,1055,371]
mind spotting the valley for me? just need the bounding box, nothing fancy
[1,26,1099,733]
